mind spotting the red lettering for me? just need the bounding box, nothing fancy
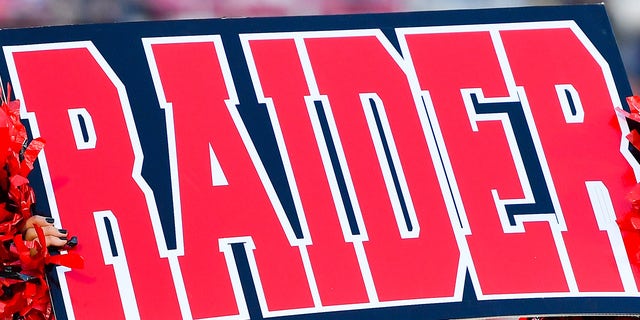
[402,29,567,294]
[400,24,636,295]
[500,26,636,292]
[144,36,314,318]
[302,33,461,301]
[5,43,182,319]
[6,22,636,320]
[244,31,462,303]
[243,37,371,306]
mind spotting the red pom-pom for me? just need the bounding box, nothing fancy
[1,85,82,320]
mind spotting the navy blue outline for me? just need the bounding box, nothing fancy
[313,100,361,236]
[469,93,556,226]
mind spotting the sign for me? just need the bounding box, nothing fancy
[1,4,638,319]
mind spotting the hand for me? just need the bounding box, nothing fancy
[20,215,70,247]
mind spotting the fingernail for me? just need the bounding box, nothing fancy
[45,217,55,223]
[58,229,68,234]
[67,236,78,248]
[60,236,68,241]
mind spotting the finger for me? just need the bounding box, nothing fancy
[24,225,67,241]
[45,235,68,247]
[20,215,55,232]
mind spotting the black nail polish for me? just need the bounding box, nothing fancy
[58,229,68,234]
[45,217,55,223]
[60,236,68,241]
[67,236,78,248]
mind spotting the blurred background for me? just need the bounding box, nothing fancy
[1,0,639,92]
